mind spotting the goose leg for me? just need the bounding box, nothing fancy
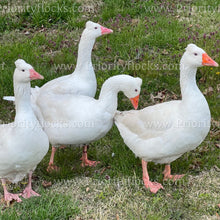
[1,179,22,203]
[47,146,60,172]
[80,145,100,167]
[163,164,184,181]
[142,160,164,193]
[22,171,40,199]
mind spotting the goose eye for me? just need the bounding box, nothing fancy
[135,89,138,92]
[194,53,198,56]
[22,69,25,72]
[94,27,98,29]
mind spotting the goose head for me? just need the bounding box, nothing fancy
[181,44,219,68]
[83,21,113,39]
[122,76,142,110]
[14,59,44,83]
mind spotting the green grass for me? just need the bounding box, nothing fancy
[0,190,80,219]
[0,0,220,219]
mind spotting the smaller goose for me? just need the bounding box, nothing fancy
[0,59,49,202]
[114,44,219,193]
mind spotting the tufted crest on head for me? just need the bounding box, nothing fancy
[185,43,197,51]
[15,59,33,71]
[85,21,99,28]
[185,43,206,54]
[136,77,142,87]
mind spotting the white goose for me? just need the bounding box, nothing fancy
[0,59,49,203]
[39,21,113,97]
[5,21,113,171]
[114,44,219,193]
[34,75,141,168]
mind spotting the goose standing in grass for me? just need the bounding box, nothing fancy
[114,44,219,193]
[33,75,141,170]
[0,59,49,203]
[40,21,113,170]
[4,21,113,171]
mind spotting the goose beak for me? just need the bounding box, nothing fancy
[130,95,139,110]
[29,69,44,80]
[101,26,113,35]
[202,53,219,67]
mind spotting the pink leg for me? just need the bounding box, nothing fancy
[163,164,184,181]
[22,171,40,199]
[1,179,22,203]
[80,145,100,167]
[142,160,164,193]
[47,146,60,172]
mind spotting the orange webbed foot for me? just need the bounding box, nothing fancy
[22,188,40,199]
[47,164,60,172]
[143,177,164,193]
[80,158,100,167]
[4,192,22,203]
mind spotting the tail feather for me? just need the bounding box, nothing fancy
[3,96,15,102]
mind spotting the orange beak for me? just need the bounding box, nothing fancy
[202,53,219,67]
[100,26,113,35]
[29,69,44,80]
[130,95,139,110]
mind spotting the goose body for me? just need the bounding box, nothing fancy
[114,44,219,193]
[115,97,210,164]
[39,94,114,146]
[39,71,95,96]
[35,75,142,157]
[0,59,49,202]
[0,118,48,183]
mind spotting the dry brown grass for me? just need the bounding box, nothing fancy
[50,166,220,219]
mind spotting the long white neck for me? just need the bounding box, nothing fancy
[74,33,95,73]
[179,57,211,127]
[98,76,124,115]
[180,60,201,103]
[14,80,34,122]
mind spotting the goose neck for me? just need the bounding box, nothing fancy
[14,81,33,121]
[180,63,199,102]
[98,77,121,114]
[75,34,95,72]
